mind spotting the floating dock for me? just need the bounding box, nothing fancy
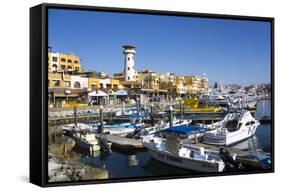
[105,134,145,151]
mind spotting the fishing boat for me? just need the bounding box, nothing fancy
[203,110,260,146]
[142,125,225,172]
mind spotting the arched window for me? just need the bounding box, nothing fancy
[74,81,81,88]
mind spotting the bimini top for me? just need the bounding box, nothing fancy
[162,125,206,135]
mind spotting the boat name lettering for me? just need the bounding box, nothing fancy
[166,155,183,163]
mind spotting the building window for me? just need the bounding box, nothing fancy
[64,81,70,87]
[52,80,60,87]
[61,58,66,62]
[67,59,72,63]
[74,81,81,88]
[100,83,104,89]
[52,64,58,72]
[74,60,78,64]
[61,65,66,70]
[128,77,130,80]
[128,57,130,61]
[75,67,80,71]
[91,84,96,90]
[52,57,58,62]
[67,66,72,70]
[128,67,130,71]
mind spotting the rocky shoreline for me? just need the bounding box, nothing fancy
[48,140,109,182]
[48,153,108,182]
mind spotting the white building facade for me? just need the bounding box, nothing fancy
[49,52,59,72]
[70,75,88,89]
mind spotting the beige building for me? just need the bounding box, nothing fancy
[48,72,71,89]
[48,52,82,73]
[183,75,208,95]
[136,70,161,90]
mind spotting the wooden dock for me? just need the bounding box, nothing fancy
[105,134,145,151]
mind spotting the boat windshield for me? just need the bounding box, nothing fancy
[224,120,239,132]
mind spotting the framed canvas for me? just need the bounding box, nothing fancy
[30,3,274,187]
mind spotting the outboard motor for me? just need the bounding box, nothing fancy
[99,134,110,153]
[219,147,239,170]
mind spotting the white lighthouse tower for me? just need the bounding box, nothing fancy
[123,45,136,81]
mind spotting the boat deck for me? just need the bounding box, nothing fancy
[190,142,248,156]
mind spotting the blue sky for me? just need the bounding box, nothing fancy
[48,8,271,85]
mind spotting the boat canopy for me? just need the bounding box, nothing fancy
[123,113,145,118]
[162,125,206,135]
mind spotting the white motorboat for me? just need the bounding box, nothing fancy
[203,110,260,146]
[103,117,145,136]
[142,125,225,172]
[62,123,112,152]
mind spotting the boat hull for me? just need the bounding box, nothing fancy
[145,145,224,172]
[203,125,258,146]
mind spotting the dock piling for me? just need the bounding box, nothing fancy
[99,105,104,134]
[150,103,154,126]
[136,97,140,115]
[169,105,173,128]
[122,101,125,114]
[180,98,183,123]
[74,106,77,128]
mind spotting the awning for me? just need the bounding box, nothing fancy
[162,125,206,135]
[115,90,128,96]
[88,90,108,97]
[108,90,116,96]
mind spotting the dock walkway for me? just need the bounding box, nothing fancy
[105,134,144,151]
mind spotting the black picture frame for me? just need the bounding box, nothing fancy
[30,3,275,187]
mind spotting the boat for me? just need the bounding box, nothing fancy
[62,123,112,152]
[203,110,260,146]
[179,97,222,113]
[236,151,272,170]
[103,117,145,136]
[230,95,257,109]
[198,93,231,108]
[142,125,225,172]
[128,117,192,139]
[68,132,112,152]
